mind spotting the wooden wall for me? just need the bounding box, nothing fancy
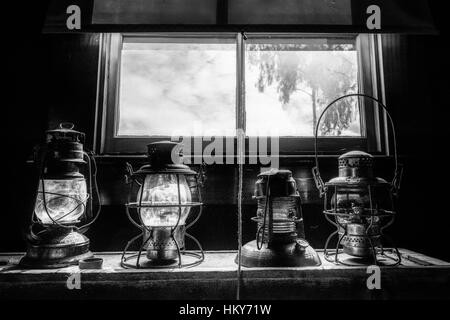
[4,1,449,261]
[45,0,435,33]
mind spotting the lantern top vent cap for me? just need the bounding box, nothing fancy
[338,150,374,169]
[257,169,293,178]
[339,150,373,160]
[46,123,85,143]
[136,141,196,175]
[147,141,183,164]
[254,169,299,198]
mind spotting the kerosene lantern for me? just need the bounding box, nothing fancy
[20,123,100,268]
[238,169,321,267]
[121,141,204,268]
[312,94,403,265]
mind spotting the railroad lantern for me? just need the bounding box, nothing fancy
[121,141,204,268]
[312,94,402,265]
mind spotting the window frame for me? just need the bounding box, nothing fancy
[96,32,388,156]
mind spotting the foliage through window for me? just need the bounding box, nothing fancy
[245,39,360,137]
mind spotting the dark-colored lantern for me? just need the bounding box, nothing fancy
[312,94,403,265]
[238,169,321,267]
[20,123,100,268]
[121,141,204,268]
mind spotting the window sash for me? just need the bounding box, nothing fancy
[97,33,387,155]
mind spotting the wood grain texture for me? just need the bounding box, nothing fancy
[1,249,448,299]
[93,0,217,24]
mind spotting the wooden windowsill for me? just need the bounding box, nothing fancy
[0,249,449,299]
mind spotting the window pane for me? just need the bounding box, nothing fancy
[118,40,236,136]
[245,38,361,137]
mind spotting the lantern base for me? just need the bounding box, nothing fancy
[121,230,205,269]
[324,227,401,266]
[339,223,382,258]
[237,239,321,268]
[144,226,186,263]
[341,235,382,257]
[324,248,401,266]
[20,228,92,269]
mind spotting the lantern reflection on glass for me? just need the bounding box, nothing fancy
[20,123,100,269]
[312,94,402,265]
[121,141,204,268]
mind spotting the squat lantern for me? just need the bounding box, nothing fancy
[238,169,321,267]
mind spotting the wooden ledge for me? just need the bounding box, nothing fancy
[0,249,449,299]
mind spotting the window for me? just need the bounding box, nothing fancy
[118,38,236,137]
[99,33,386,155]
[245,37,360,137]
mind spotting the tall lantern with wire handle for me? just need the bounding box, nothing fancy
[121,141,204,268]
[312,94,403,266]
[20,123,101,268]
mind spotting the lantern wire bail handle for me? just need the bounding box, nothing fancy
[256,175,271,250]
[197,161,207,188]
[312,93,402,197]
[78,150,101,232]
[124,162,135,185]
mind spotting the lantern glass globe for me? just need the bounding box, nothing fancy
[138,174,192,227]
[35,178,88,225]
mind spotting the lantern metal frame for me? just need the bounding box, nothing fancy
[21,123,101,269]
[253,173,303,249]
[121,164,205,269]
[312,93,403,266]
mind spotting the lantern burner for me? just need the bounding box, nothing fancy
[144,226,186,261]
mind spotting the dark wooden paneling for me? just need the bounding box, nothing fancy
[379,32,448,262]
[45,0,94,30]
[3,33,100,254]
[92,0,217,24]
[44,0,435,33]
[228,0,352,25]
[45,33,100,150]
[351,0,435,33]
